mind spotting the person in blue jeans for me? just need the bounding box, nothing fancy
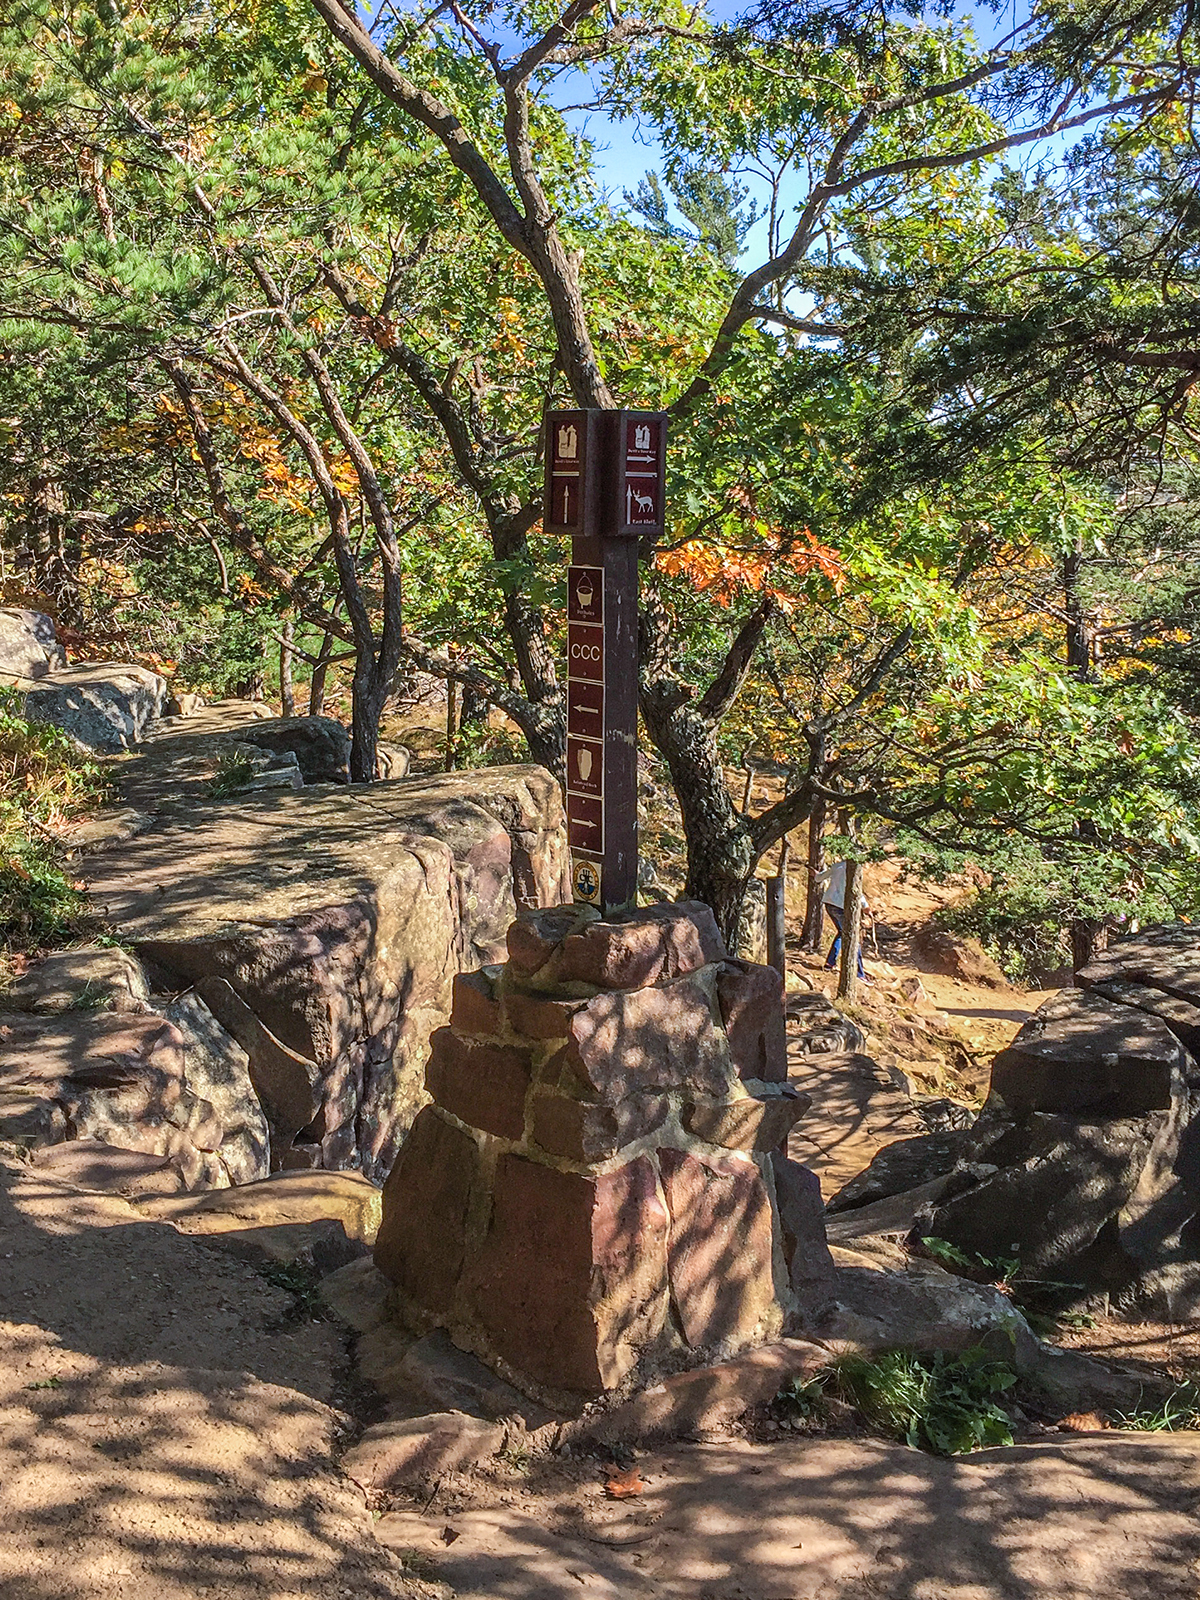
[821,860,870,980]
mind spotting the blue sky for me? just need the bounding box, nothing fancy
[545,1,1053,264]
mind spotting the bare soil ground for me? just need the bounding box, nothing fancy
[372,1432,1200,1599]
[0,1152,426,1600]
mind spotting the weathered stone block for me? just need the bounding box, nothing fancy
[374,1107,478,1315]
[425,1028,531,1140]
[571,1338,828,1446]
[450,969,502,1038]
[528,1090,671,1163]
[502,986,587,1040]
[529,1093,620,1162]
[717,959,787,1082]
[341,1412,504,1489]
[0,607,64,679]
[682,1086,811,1152]
[1079,922,1200,1010]
[557,901,727,990]
[32,1139,185,1198]
[465,1153,669,1394]
[920,1113,1163,1274]
[84,766,568,1180]
[990,988,1189,1117]
[770,1151,837,1319]
[562,970,732,1102]
[659,1147,776,1349]
[1087,976,1200,1057]
[506,904,599,976]
[397,1329,556,1425]
[5,945,150,1015]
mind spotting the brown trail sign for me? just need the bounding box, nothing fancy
[545,408,667,914]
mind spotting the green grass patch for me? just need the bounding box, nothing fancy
[1114,1384,1200,1432]
[0,690,105,952]
[778,1346,1018,1456]
[207,751,258,797]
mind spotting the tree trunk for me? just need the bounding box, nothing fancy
[349,672,383,783]
[1064,542,1094,681]
[461,682,488,728]
[837,859,864,1002]
[638,690,755,946]
[1070,820,1106,980]
[766,875,787,976]
[801,796,827,951]
[279,620,295,717]
[445,680,458,771]
[1071,917,1107,980]
[16,469,78,620]
[309,632,332,717]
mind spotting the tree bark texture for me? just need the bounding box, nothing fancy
[766,875,787,976]
[445,680,458,771]
[309,632,332,717]
[837,859,864,1002]
[801,797,827,951]
[279,620,295,717]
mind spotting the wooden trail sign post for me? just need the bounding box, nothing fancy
[545,408,667,914]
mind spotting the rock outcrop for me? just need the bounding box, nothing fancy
[15,662,168,752]
[911,927,1009,989]
[0,608,65,679]
[0,615,570,1186]
[826,923,1200,1315]
[83,766,570,1179]
[0,613,168,750]
[0,1005,263,1188]
[373,901,829,1407]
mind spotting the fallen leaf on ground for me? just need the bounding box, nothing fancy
[1057,1411,1108,1431]
[604,1467,646,1499]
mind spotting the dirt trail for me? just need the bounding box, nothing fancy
[0,1153,423,1600]
[373,1431,1200,1599]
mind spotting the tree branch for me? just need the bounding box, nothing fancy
[696,596,774,722]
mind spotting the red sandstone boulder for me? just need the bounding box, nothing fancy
[557,901,727,990]
[83,766,568,1179]
[450,968,503,1037]
[561,970,731,1101]
[682,1086,811,1152]
[505,900,726,992]
[659,1147,778,1349]
[717,959,787,1082]
[374,1107,479,1316]
[465,1153,670,1394]
[425,1028,532,1140]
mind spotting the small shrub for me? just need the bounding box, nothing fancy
[781,1347,1018,1456]
[207,752,258,797]
[258,1260,324,1319]
[0,691,105,951]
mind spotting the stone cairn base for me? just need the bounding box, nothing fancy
[373,900,831,1408]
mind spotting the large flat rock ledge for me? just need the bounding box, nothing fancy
[82,765,569,1181]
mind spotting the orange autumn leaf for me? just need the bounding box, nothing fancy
[655,530,843,610]
[603,1466,646,1500]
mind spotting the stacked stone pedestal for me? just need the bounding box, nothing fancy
[373,901,827,1406]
